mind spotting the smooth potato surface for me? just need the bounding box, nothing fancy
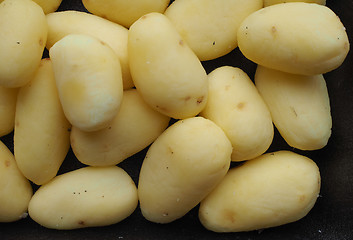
[238,2,349,75]
[0,86,18,137]
[264,0,326,7]
[199,151,321,232]
[255,65,332,150]
[138,117,232,223]
[0,0,47,88]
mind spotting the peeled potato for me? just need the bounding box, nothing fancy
[0,86,18,137]
[199,151,321,232]
[264,0,326,7]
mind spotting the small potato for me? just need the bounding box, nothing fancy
[82,0,170,28]
[50,34,123,132]
[264,0,326,7]
[71,89,170,166]
[199,151,321,232]
[0,86,18,137]
[46,11,133,89]
[237,2,349,75]
[200,66,273,161]
[28,166,138,230]
[0,0,47,88]
[0,141,33,222]
[255,65,332,150]
[165,0,262,61]
[128,13,208,119]
[138,117,232,223]
[14,59,71,185]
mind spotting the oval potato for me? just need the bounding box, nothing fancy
[200,66,273,161]
[14,59,71,185]
[128,13,208,119]
[0,86,18,137]
[264,0,326,7]
[50,34,123,132]
[138,117,232,223]
[46,11,133,89]
[0,141,33,222]
[82,0,170,28]
[71,89,170,166]
[255,65,332,150]
[237,2,349,75]
[0,0,47,88]
[165,0,262,61]
[199,151,321,232]
[28,166,138,230]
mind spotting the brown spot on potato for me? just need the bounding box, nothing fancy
[99,40,106,46]
[290,106,298,117]
[15,121,20,127]
[141,15,147,20]
[184,96,191,101]
[39,38,44,46]
[299,195,306,202]
[78,220,85,225]
[344,42,349,50]
[271,26,277,34]
[223,209,237,223]
[225,85,231,91]
[197,96,204,104]
[4,160,10,167]
[179,39,184,46]
[237,102,245,110]
[156,105,168,113]
[168,146,174,154]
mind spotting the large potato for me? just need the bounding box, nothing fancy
[82,0,170,28]
[237,2,349,75]
[138,117,232,223]
[0,0,63,13]
[28,166,138,230]
[14,59,71,185]
[165,0,262,61]
[255,65,332,150]
[199,151,321,232]
[128,13,208,119]
[0,86,18,137]
[0,141,33,222]
[46,11,133,89]
[200,66,273,161]
[50,34,123,132]
[71,89,170,166]
[0,0,47,88]
[264,0,326,7]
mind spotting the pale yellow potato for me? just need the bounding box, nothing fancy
[255,65,332,150]
[46,11,133,89]
[138,117,232,223]
[264,0,326,7]
[50,34,123,132]
[0,86,18,137]
[199,151,321,232]
[0,0,47,88]
[0,141,33,222]
[200,66,273,161]
[0,0,62,13]
[71,89,170,166]
[237,2,349,75]
[14,59,71,185]
[165,0,262,61]
[28,166,138,230]
[128,13,208,119]
[82,0,170,28]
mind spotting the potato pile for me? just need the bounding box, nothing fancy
[0,0,350,233]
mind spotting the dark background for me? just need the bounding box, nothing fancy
[1,0,352,239]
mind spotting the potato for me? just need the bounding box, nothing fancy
[71,89,170,166]
[0,0,47,88]
[138,117,232,223]
[237,2,349,75]
[28,166,138,230]
[264,0,326,7]
[255,65,332,150]
[50,34,123,132]
[0,141,33,222]
[0,0,62,13]
[14,59,71,185]
[46,11,133,90]
[82,0,170,28]
[199,151,321,232]
[165,0,262,61]
[128,13,208,119]
[200,66,273,161]
[0,86,18,137]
